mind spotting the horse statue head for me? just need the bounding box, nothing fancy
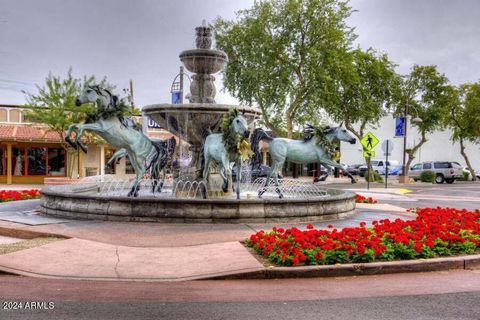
[76,85,118,114]
[323,125,356,144]
[221,109,250,140]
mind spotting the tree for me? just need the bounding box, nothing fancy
[321,48,398,141]
[318,48,397,180]
[393,65,454,172]
[450,83,480,181]
[215,0,355,138]
[23,68,112,178]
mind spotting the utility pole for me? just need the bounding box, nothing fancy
[129,79,135,108]
[179,66,184,104]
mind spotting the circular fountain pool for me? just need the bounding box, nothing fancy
[41,177,356,223]
[41,23,356,224]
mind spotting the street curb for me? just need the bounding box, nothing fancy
[0,226,69,240]
[208,254,480,280]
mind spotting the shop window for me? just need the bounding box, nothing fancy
[0,147,5,175]
[48,148,65,176]
[9,109,20,123]
[13,147,25,176]
[0,109,7,122]
[27,147,46,175]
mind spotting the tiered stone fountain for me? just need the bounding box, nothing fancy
[40,24,356,223]
[142,24,260,184]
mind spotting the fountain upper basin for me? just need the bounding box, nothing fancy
[179,49,228,74]
[143,103,261,146]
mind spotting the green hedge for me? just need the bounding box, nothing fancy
[363,170,383,183]
[420,170,436,183]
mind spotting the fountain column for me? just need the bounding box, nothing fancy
[179,24,227,104]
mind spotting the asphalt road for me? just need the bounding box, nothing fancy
[1,270,480,320]
[2,292,480,320]
[333,181,480,211]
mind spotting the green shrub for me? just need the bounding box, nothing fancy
[363,170,383,183]
[420,170,436,183]
[462,171,470,181]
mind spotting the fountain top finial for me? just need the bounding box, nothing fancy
[195,21,212,49]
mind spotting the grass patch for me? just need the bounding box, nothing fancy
[0,237,61,255]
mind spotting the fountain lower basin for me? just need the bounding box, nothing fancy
[40,179,356,223]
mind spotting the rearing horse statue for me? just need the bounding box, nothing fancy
[251,125,357,198]
[66,85,175,197]
[200,109,251,199]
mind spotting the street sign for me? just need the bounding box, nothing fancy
[395,117,405,137]
[360,132,379,150]
[363,150,375,158]
[381,139,394,154]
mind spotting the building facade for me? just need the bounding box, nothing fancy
[340,114,480,169]
[0,105,175,184]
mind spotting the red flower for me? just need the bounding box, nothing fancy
[246,207,480,267]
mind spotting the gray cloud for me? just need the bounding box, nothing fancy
[0,0,479,107]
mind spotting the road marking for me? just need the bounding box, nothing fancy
[411,195,480,202]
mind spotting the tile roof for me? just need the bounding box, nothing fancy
[0,124,62,143]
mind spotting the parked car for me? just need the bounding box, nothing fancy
[232,165,282,182]
[377,165,402,176]
[358,159,400,177]
[409,161,464,184]
[346,164,363,176]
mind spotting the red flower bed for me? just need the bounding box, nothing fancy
[0,189,41,202]
[355,194,378,204]
[246,207,480,266]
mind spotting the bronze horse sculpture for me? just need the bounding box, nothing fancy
[250,125,357,198]
[66,86,175,196]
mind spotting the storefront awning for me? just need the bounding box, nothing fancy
[0,124,61,143]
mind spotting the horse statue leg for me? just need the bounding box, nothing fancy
[202,153,212,199]
[258,165,272,198]
[128,154,146,197]
[313,163,328,183]
[157,166,166,193]
[271,162,284,198]
[65,124,78,149]
[221,155,231,194]
[258,161,283,199]
[235,159,241,200]
[105,149,128,171]
[75,123,104,153]
[320,158,356,184]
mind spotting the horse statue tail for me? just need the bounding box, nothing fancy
[199,128,212,179]
[250,128,273,170]
[148,137,177,180]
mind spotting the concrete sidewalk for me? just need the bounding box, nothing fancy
[0,238,264,281]
[0,186,434,281]
[0,199,414,281]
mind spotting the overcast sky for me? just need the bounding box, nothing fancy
[1,0,479,107]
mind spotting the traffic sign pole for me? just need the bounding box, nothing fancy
[381,139,394,189]
[385,140,389,189]
[367,156,370,190]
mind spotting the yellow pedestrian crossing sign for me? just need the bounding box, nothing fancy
[363,150,375,158]
[360,132,379,150]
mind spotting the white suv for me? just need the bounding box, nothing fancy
[409,161,464,184]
